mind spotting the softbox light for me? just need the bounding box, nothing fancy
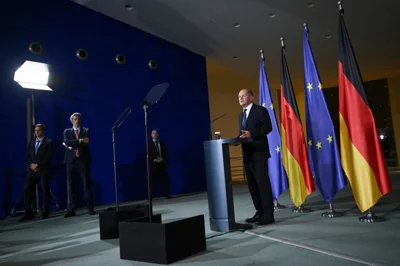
[14,60,52,91]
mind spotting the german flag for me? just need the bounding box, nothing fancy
[338,8,391,213]
[280,43,315,207]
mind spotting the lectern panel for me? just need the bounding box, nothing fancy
[204,139,241,232]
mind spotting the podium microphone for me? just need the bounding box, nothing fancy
[210,113,227,140]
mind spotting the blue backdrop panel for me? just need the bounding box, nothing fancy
[0,0,210,217]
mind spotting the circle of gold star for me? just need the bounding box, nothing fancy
[316,141,322,149]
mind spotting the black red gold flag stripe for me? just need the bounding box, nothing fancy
[280,42,315,207]
[338,7,391,212]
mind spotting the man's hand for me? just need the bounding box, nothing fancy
[33,167,40,172]
[154,157,163,163]
[239,130,251,139]
[30,163,38,170]
[80,138,90,144]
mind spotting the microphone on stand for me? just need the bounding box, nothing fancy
[210,113,227,140]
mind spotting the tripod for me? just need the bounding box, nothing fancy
[10,185,60,217]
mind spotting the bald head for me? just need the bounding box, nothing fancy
[238,89,254,107]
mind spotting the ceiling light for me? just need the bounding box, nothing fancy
[307,2,314,7]
[125,4,132,10]
[325,34,332,39]
[268,13,276,19]
[233,56,238,59]
[234,23,240,28]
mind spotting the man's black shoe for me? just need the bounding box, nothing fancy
[64,211,76,218]
[18,214,33,222]
[256,216,275,226]
[245,212,263,223]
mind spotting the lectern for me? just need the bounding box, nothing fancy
[203,137,252,232]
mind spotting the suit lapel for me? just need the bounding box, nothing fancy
[246,105,256,126]
[31,140,36,157]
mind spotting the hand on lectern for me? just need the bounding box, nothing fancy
[239,130,251,139]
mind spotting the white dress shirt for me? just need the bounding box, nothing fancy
[243,103,253,118]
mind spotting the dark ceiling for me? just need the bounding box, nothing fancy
[72,0,400,89]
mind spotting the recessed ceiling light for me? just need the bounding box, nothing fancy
[234,23,240,28]
[307,2,314,8]
[125,4,133,10]
[233,56,238,59]
[268,13,276,19]
[325,34,332,39]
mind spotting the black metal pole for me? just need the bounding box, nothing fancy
[112,128,119,210]
[144,105,153,222]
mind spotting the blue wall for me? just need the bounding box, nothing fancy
[0,0,210,218]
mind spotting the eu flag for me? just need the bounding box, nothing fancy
[259,56,288,201]
[303,27,347,203]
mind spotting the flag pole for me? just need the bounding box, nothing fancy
[280,36,312,214]
[260,49,287,211]
[337,0,385,223]
[303,22,343,218]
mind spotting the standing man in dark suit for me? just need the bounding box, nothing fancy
[238,88,275,226]
[63,112,96,217]
[148,130,170,198]
[19,124,54,221]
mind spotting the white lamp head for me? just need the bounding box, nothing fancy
[14,60,52,91]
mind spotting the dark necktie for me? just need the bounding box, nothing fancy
[35,141,40,155]
[241,109,247,130]
[155,141,161,157]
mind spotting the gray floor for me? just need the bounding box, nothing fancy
[0,170,399,266]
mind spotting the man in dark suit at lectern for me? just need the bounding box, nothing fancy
[19,124,54,221]
[148,130,170,199]
[238,88,275,226]
[63,112,96,217]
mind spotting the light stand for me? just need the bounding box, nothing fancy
[111,107,132,210]
[27,94,39,213]
[14,60,53,216]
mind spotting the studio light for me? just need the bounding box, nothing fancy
[14,60,52,91]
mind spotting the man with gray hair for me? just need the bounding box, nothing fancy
[63,112,96,217]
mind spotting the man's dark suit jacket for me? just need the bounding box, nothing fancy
[148,140,169,166]
[63,127,92,164]
[27,137,54,172]
[239,104,273,164]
